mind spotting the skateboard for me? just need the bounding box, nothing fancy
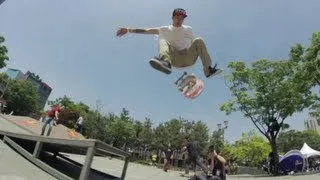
[175,71,204,99]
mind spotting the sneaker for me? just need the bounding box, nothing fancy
[149,57,172,74]
[205,64,223,78]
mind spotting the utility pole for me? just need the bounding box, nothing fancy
[217,120,228,142]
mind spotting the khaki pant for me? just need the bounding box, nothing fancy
[159,37,212,70]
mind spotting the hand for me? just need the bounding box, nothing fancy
[116,27,129,37]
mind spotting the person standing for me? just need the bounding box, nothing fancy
[75,115,84,133]
[40,105,61,136]
[163,144,173,172]
[181,137,210,175]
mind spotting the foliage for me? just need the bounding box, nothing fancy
[83,110,109,142]
[152,117,209,153]
[3,78,38,115]
[289,31,320,122]
[208,130,224,153]
[220,48,316,174]
[226,130,271,167]
[0,35,9,68]
[277,129,320,154]
[0,72,38,115]
[47,95,89,128]
[290,32,320,89]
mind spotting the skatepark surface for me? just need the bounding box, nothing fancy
[1,114,320,180]
[0,114,129,180]
[2,115,86,140]
[63,153,320,180]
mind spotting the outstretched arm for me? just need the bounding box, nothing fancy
[116,27,159,37]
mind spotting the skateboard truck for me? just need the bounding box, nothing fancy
[174,71,187,85]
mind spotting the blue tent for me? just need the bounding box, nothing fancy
[279,150,304,173]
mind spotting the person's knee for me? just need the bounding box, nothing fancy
[193,37,205,45]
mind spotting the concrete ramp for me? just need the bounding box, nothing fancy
[0,114,130,180]
[0,140,57,180]
[2,115,86,140]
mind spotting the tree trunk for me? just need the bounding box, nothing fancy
[270,138,280,175]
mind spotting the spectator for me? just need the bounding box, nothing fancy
[75,115,84,133]
[207,146,227,180]
[163,144,173,172]
[181,136,210,175]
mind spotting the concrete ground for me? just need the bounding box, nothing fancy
[64,154,320,180]
[0,143,320,180]
[0,141,56,180]
[1,115,320,180]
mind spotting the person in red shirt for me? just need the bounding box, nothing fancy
[40,105,61,136]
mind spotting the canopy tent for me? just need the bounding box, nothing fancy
[300,143,320,158]
[279,150,305,173]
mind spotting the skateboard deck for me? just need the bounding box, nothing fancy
[175,71,204,99]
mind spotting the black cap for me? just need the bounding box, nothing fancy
[172,8,187,18]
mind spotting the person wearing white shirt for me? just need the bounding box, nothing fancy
[75,116,84,133]
[116,8,223,78]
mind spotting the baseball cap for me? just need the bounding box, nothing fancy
[172,8,187,18]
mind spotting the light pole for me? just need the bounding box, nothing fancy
[217,120,228,142]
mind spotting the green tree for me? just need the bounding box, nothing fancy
[138,118,154,149]
[231,130,271,167]
[152,118,209,152]
[107,117,136,149]
[190,121,209,154]
[277,129,320,154]
[83,110,108,142]
[209,130,224,153]
[105,108,136,149]
[4,79,38,115]
[162,118,184,150]
[220,58,316,175]
[153,123,169,149]
[48,95,76,109]
[290,32,320,89]
[290,32,320,124]
[0,35,9,68]
[48,95,90,128]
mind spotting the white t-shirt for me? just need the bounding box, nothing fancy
[158,25,195,51]
[77,116,84,125]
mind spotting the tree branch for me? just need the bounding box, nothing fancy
[256,119,268,133]
[234,90,269,138]
[275,116,287,137]
[243,107,269,138]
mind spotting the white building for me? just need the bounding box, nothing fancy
[304,116,320,133]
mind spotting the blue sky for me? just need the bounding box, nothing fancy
[0,0,319,142]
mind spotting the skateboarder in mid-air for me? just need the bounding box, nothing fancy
[116,8,223,78]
